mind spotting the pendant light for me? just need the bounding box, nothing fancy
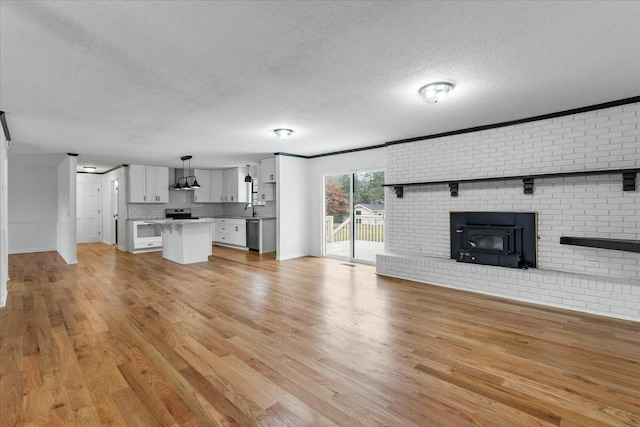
[180,156,191,190]
[174,155,201,190]
[244,164,252,183]
[187,156,200,189]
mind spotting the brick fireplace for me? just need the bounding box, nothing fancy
[377,101,639,320]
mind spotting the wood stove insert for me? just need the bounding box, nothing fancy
[450,212,537,268]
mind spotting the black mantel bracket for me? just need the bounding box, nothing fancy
[449,182,458,197]
[383,168,640,198]
[623,172,637,191]
[523,177,534,194]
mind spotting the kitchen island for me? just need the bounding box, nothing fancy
[145,219,214,264]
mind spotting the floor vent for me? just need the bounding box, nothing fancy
[341,263,356,267]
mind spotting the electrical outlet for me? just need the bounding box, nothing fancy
[585,260,599,268]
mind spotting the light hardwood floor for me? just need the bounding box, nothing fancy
[1,244,638,426]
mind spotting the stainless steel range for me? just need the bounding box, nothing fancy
[165,208,199,220]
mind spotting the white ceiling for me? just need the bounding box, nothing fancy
[1,1,639,172]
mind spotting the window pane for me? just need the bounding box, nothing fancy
[353,171,385,262]
[324,174,351,258]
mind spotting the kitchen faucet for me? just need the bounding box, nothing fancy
[244,202,259,217]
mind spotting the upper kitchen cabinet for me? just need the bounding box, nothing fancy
[146,166,169,202]
[258,182,275,202]
[261,157,276,183]
[211,170,223,202]
[190,167,249,203]
[193,169,212,203]
[127,164,169,203]
[222,167,249,203]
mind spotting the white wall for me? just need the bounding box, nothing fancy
[0,131,8,307]
[307,148,387,257]
[276,155,311,260]
[57,155,77,264]
[7,155,59,253]
[378,102,640,320]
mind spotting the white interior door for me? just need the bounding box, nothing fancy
[76,181,101,243]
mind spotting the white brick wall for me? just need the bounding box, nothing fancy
[379,102,640,320]
[387,103,640,183]
[377,253,640,321]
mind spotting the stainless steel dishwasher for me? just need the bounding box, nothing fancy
[246,219,260,251]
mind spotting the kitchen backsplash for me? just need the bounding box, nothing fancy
[127,168,276,219]
[127,201,222,219]
[221,201,276,218]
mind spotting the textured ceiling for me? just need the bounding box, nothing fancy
[1,1,639,172]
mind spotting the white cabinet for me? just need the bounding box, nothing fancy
[258,183,275,202]
[259,218,276,253]
[261,157,276,183]
[222,167,249,203]
[146,166,169,202]
[214,221,229,244]
[127,164,168,203]
[126,220,162,253]
[213,218,246,247]
[230,223,246,246]
[211,170,223,202]
[193,169,212,203]
[222,169,236,202]
[128,164,146,203]
[189,167,249,204]
[192,169,225,203]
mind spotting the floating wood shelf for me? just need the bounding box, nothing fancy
[560,237,640,253]
[383,168,639,198]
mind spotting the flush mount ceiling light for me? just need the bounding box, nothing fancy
[83,166,96,172]
[274,128,293,140]
[419,82,455,104]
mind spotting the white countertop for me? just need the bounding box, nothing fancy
[128,217,276,222]
[215,217,277,220]
[144,219,215,225]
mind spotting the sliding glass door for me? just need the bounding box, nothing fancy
[324,174,351,258]
[324,171,385,263]
[353,171,385,262]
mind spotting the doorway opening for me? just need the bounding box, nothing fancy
[323,171,385,264]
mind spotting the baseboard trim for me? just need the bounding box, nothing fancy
[276,252,311,261]
[8,247,57,254]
